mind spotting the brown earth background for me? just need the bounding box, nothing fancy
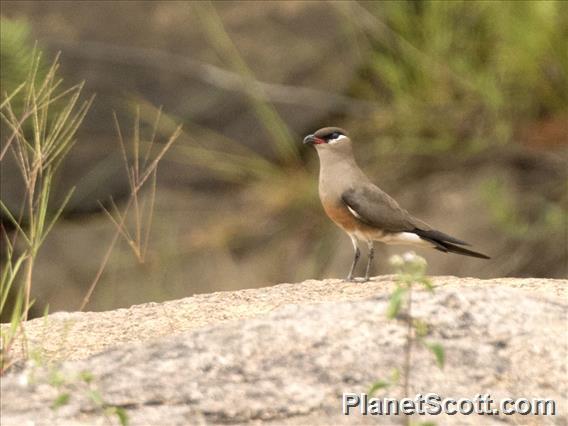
[0,1,566,319]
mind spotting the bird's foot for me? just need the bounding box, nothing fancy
[344,276,370,283]
[363,274,373,282]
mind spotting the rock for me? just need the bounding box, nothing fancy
[1,277,567,425]
[2,1,367,210]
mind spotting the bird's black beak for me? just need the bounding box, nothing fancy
[303,134,316,145]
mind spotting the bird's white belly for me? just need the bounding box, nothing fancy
[352,230,430,247]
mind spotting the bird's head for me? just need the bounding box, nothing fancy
[303,127,350,148]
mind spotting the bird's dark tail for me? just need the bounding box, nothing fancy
[414,229,490,259]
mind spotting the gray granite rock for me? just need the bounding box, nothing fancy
[1,278,566,425]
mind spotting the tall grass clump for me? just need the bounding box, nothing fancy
[341,1,567,155]
[334,1,567,276]
[0,51,93,370]
[79,108,181,311]
[129,2,336,280]
[0,50,180,369]
[191,1,300,167]
[0,19,42,117]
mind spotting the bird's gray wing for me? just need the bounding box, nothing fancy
[341,184,424,233]
[342,184,480,253]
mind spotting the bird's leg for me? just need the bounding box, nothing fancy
[364,241,375,282]
[347,235,360,281]
[347,248,360,281]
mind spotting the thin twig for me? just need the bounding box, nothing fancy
[141,171,157,261]
[99,200,137,257]
[78,198,132,311]
[80,113,181,308]
[42,38,379,114]
[134,125,182,193]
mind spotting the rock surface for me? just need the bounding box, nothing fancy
[1,276,567,425]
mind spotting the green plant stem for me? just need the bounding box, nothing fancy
[22,168,38,321]
[22,255,33,321]
[403,281,413,426]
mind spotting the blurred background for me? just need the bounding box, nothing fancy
[1,1,566,319]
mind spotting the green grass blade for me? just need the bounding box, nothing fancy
[38,186,76,247]
[0,200,30,245]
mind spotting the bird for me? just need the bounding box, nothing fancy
[303,126,490,282]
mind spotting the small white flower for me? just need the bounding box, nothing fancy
[402,251,418,262]
[389,255,404,266]
[17,372,29,387]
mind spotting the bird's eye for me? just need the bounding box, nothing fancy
[329,132,341,139]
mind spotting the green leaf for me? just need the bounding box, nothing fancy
[87,389,104,406]
[387,286,406,319]
[51,393,70,409]
[421,277,434,292]
[0,251,26,313]
[368,380,390,396]
[8,284,24,334]
[413,318,429,338]
[48,370,66,387]
[425,342,445,369]
[114,407,129,426]
[79,370,94,383]
[39,186,76,247]
[0,200,30,245]
[390,368,400,384]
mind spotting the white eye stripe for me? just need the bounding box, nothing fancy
[328,135,347,144]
